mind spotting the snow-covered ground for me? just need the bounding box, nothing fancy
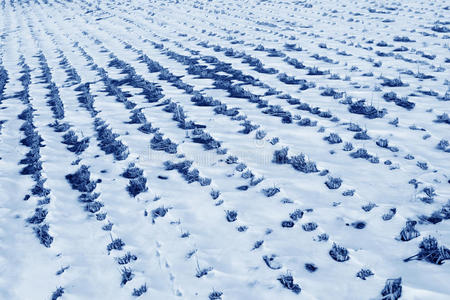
[0,0,449,299]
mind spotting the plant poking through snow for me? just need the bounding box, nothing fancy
[329,243,350,262]
[132,284,147,297]
[324,133,342,144]
[127,176,148,197]
[399,220,420,241]
[225,210,238,222]
[51,287,64,300]
[120,267,134,286]
[356,269,374,280]
[273,147,289,164]
[278,272,301,294]
[263,254,282,270]
[325,176,342,189]
[107,238,125,253]
[404,236,450,265]
[290,154,318,173]
[65,165,97,193]
[34,224,53,248]
[380,278,402,300]
[262,187,280,197]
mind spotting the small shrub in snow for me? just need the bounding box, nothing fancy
[262,187,280,197]
[255,130,266,140]
[362,202,377,212]
[151,206,169,223]
[305,263,317,272]
[236,185,248,191]
[416,161,428,170]
[324,133,342,144]
[127,176,148,197]
[351,221,366,229]
[382,208,397,221]
[263,254,282,270]
[319,170,329,176]
[436,139,449,151]
[317,233,329,242]
[273,147,289,164]
[302,222,318,231]
[289,209,304,221]
[117,252,137,265]
[34,224,53,248]
[381,78,407,87]
[376,138,389,148]
[225,156,238,164]
[32,179,51,197]
[431,25,450,33]
[192,133,221,150]
[347,122,362,132]
[281,220,295,228]
[122,163,144,179]
[297,118,317,126]
[250,176,264,186]
[151,133,178,154]
[121,267,134,286]
[195,265,213,278]
[132,284,147,297]
[290,154,318,173]
[237,226,248,232]
[325,176,342,189]
[208,290,223,300]
[49,120,70,132]
[51,287,64,300]
[210,190,220,200]
[349,100,386,119]
[356,269,374,280]
[380,278,402,300]
[85,201,103,213]
[342,189,355,196]
[95,213,106,221]
[278,73,301,85]
[239,120,260,134]
[277,272,301,294]
[235,163,246,172]
[191,92,220,106]
[138,123,157,134]
[79,192,100,203]
[329,243,350,262]
[102,222,113,231]
[354,130,371,140]
[241,170,253,179]
[27,208,47,224]
[67,138,89,155]
[351,148,371,159]
[65,165,97,193]
[225,210,238,222]
[404,154,414,160]
[107,238,125,252]
[399,220,420,241]
[127,108,147,124]
[343,142,353,151]
[96,123,129,160]
[252,240,264,250]
[404,236,450,265]
[270,137,279,145]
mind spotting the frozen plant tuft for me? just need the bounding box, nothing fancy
[329,243,349,262]
[277,272,301,294]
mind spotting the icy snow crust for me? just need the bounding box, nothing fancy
[0,0,449,299]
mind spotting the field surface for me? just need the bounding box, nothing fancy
[0,0,449,299]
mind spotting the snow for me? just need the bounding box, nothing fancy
[0,0,449,299]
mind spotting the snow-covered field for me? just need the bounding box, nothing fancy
[0,0,449,299]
